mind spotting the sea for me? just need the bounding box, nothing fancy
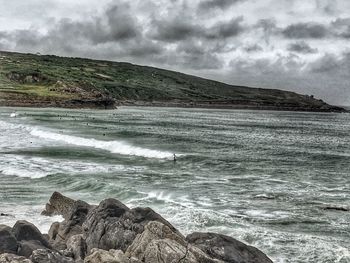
[0,106,349,263]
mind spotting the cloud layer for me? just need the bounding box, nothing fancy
[0,0,349,105]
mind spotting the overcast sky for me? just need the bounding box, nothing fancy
[0,0,349,105]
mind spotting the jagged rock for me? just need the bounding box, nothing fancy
[17,240,47,258]
[30,249,74,263]
[83,199,182,253]
[41,192,76,219]
[84,249,138,263]
[0,225,18,254]
[0,213,11,217]
[38,192,273,263]
[0,253,32,263]
[49,219,83,250]
[186,232,273,263]
[66,234,87,262]
[48,198,92,250]
[126,221,221,263]
[48,222,60,241]
[12,221,50,248]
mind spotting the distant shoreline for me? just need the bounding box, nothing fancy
[0,100,347,113]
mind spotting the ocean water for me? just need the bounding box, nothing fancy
[0,106,349,262]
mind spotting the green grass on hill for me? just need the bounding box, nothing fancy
[0,50,345,112]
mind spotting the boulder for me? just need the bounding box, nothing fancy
[0,253,32,263]
[84,249,138,263]
[12,221,50,248]
[48,199,92,250]
[126,221,221,263]
[66,234,87,261]
[0,225,18,254]
[83,199,182,253]
[30,249,74,263]
[186,232,273,263]
[41,192,76,219]
[17,240,47,258]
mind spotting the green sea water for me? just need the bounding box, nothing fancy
[0,106,349,262]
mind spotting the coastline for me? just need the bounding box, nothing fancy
[0,100,347,113]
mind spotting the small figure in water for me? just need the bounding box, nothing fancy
[173,154,177,162]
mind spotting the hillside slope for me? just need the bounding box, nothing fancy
[0,51,345,112]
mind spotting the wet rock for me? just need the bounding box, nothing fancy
[0,213,11,217]
[30,249,74,263]
[17,240,47,258]
[126,221,220,263]
[49,199,92,250]
[41,192,76,219]
[322,205,350,212]
[0,253,32,263]
[83,199,182,253]
[48,222,60,241]
[12,221,50,249]
[0,225,18,254]
[84,249,137,263]
[186,232,273,263]
[66,234,87,262]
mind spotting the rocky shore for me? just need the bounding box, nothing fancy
[0,192,273,263]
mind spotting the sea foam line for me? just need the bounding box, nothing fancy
[30,128,173,159]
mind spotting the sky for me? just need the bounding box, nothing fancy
[0,0,349,105]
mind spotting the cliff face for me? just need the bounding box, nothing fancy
[0,51,346,112]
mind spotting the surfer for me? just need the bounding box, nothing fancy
[173,153,177,162]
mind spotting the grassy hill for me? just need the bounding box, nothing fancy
[0,50,345,112]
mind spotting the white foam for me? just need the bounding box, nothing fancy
[0,155,146,179]
[30,128,172,159]
[0,204,63,234]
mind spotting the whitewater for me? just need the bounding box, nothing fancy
[0,106,349,263]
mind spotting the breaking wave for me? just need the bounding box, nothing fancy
[30,128,172,159]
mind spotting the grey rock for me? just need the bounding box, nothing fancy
[12,221,50,248]
[186,232,273,263]
[41,192,76,219]
[126,221,220,263]
[83,199,182,253]
[48,222,60,241]
[49,200,92,250]
[84,249,137,263]
[0,253,32,263]
[17,240,47,258]
[0,213,11,217]
[66,234,87,261]
[30,249,74,263]
[0,225,18,254]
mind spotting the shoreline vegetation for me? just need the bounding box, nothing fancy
[0,50,346,113]
[0,192,274,263]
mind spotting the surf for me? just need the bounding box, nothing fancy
[30,128,173,159]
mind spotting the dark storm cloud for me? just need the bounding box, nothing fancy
[243,44,263,53]
[309,52,350,73]
[282,22,328,39]
[331,18,350,38]
[50,3,140,45]
[0,2,166,60]
[287,41,318,54]
[197,0,243,12]
[204,17,244,39]
[150,18,202,42]
[255,19,278,44]
[150,16,244,42]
